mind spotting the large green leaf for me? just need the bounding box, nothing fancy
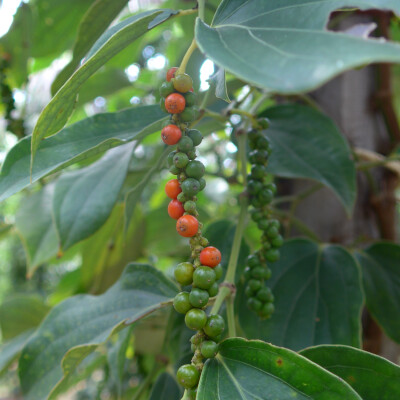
[0,3,33,87]
[0,105,166,203]
[196,1,400,94]
[51,0,129,94]
[31,0,93,58]
[0,295,50,340]
[53,143,134,250]
[76,68,131,106]
[80,204,145,293]
[264,104,356,213]
[0,330,33,376]
[238,239,363,350]
[300,345,400,400]
[18,263,178,400]
[124,146,171,232]
[30,9,176,161]
[107,326,133,396]
[355,242,400,343]
[149,372,181,400]
[197,338,361,400]
[15,185,58,274]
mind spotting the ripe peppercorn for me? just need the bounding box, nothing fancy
[165,93,186,114]
[168,199,185,219]
[161,124,182,145]
[176,215,199,237]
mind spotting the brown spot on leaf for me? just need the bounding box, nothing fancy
[276,358,283,366]
[347,375,356,383]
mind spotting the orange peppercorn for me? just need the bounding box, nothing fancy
[161,124,182,145]
[165,93,186,114]
[176,215,199,237]
[166,67,178,82]
[168,199,185,219]
[200,246,222,268]
[165,179,182,199]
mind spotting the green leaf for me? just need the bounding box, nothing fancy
[30,9,176,161]
[107,326,133,396]
[53,143,134,250]
[238,239,363,350]
[0,295,50,340]
[18,263,178,400]
[31,0,93,58]
[76,68,131,107]
[355,242,400,343]
[209,67,230,103]
[124,146,171,232]
[265,104,356,213]
[197,338,361,400]
[0,330,33,376]
[80,204,145,293]
[149,372,181,400]
[300,345,400,400]
[0,3,33,87]
[15,185,58,274]
[196,1,400,94]
[203,219,250,282]
[51,0,129,95]
[0,105,166,203]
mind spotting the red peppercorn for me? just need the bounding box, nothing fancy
[161,124,182,145]
[200,246,222,268]
[166,67,178,82]
[165,179,182,199]
[176,215,199,237]
[165,93,186,114]
[168,199,185,219]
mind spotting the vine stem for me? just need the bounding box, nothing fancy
[210,133,248,316]
[198,0,206,21]
[178,39,197,75]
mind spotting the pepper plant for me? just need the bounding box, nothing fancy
[0,0,400,399]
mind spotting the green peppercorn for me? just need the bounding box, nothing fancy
[187,129,203,146]
[193,266,216,289]
[173,292,192,314]
[173,152,189,168]
[184,91,196,107]
[189,288,210,308]
[159,81,175,97]
[178,136,194,153]
[186,160,205,179]
[181,178,200,197]
[207,281,219,297]
[200,340,218,358]
[214,264,223,280]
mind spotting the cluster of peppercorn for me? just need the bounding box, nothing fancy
[243,123,283,318]
[160,67,225,397]
[0,54,24,138]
